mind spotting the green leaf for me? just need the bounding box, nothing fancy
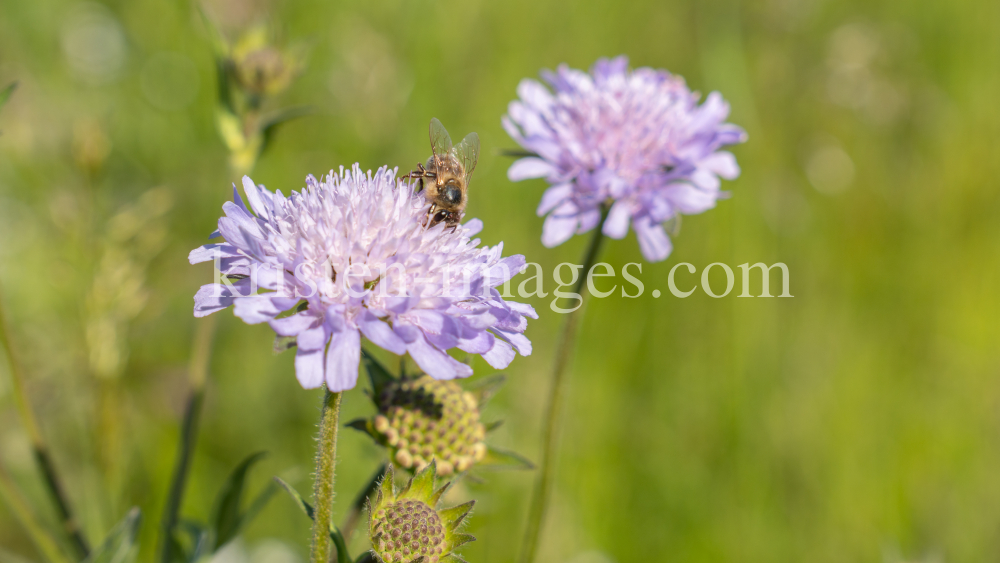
[272,478,352,563]
[484,420,504,433]
[0,82,16,113]
[0,546,36,563]
[330,528,351,563]
[399,460,436,501]
[353,552,376,563]
[273,335,297,354]
[437,501,474,530]
[465,374,506,405]
[83,508,142,563]
[211,451,269,550]
[259,106,311,160]
[345,418,374,436]
[449,533,476,549]
[361,351,397,398]
[480,446,535,470]
[173,521,211,563]
[274,477,315,520]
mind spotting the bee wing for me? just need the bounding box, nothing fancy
[428,118,453,167]
[455,131,480,181]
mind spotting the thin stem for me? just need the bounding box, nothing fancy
[157,315,218,563]
[0,460,72,563]
[311,389,343,563]
[0,284,89,559]
[519,208,608,563]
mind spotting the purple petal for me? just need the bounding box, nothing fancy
[603,200,632,239]
[357,310,406,355]
[193,279,251,317]
[634,218,673,262]
[663,183,719,214]
[242,176,271,218]
[701,151,740,179]
[189,243,240,265]
[298,322,332,351]
[507,301,538,319]
[393,323,422,343]
[295,348,325,389]
[407,334,472,380]
[537,183,573,216]
[541,203,579,248]
[325,327,361,391]
[457,330,494,354]
[508,157,555,181]
[481,339,515,369]
[494,329,532,356]
[462,218,484,237]
[269,310,320,337]
[233,294,297,324]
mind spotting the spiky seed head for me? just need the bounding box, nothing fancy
[374,375,487,476]
[368,463,475,563]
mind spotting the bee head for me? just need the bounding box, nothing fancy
[442,181,463,205]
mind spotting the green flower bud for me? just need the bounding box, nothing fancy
[373,375,487,477]
[368,463,474,563]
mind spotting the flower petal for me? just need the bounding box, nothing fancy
[406,333,472,380]
[325,327,361,391]
[233,294,297,324]
[603,200,633,239]
[357,310,406,355]
[295,348,325,389]
[508,157,555,181]
[481,339,515,369]
[193,279,252,317]
[634,218,673,262]
[537,183,573,216]
[541,204,579,248]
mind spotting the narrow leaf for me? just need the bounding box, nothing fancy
[465,374,506,406]
[437,501,474,530]
[212,451,268,550]
[399,460,436,500]
[480,446,535,470]
[484,420,504,433]
[273,335,297,354]
[274,477,315,520]
[449,534,476,549]
[0,83,16,113]
[361,351,396,397]
[83,508,142,563]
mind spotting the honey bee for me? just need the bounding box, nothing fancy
[405,117,480,229]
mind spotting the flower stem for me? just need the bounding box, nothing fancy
[0,284,89,559]
[0,460,71,563]
[519,210,608,563]
[158,315,218,563]
[311,389,343,563]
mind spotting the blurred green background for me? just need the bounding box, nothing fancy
[2,0,1000,562]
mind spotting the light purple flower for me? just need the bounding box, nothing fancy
[189,164,535,391]
[503,55,747,262]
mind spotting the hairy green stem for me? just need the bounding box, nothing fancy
[158,315,217,563]
[311,389,343,563]
[0,460,71,563]
[0,284,89,559]
[519,209,608,563]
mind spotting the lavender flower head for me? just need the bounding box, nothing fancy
[189,165,534,391]
[503,56,747,262]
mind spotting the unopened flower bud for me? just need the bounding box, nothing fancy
[368,464,475,563]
